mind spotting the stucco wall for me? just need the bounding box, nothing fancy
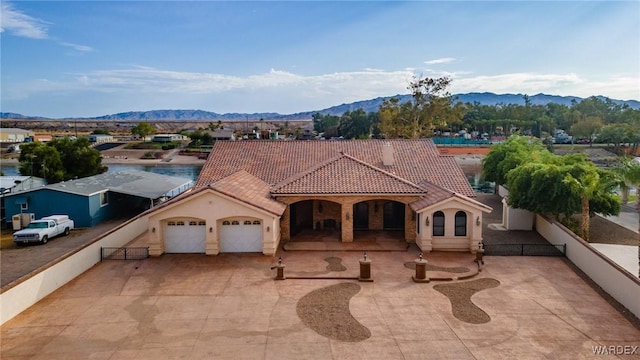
[415,197,487,252]
[147,190,279,256]
[535,214,640,319]
[0,216,148,325]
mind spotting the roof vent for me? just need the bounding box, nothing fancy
[382,142,394,166]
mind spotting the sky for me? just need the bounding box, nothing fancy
[1,1,639,118]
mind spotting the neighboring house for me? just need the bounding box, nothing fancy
[210,128,237,141]
[152,134,187,143]
[0,128,34,143]
[88,134,114,143]
[3,170,193,228]
[0,176,47,229]
[146,139,492,256]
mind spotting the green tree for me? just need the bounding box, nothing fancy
[481,135,550,187]
[132,121,155,141]
[378,76,460,138]
[570,116,603,146]
[18,142,65,183]
[597,124,632,153]
[18,139,105,183]
[339,109,372,139]
[506,154,619,240]
[49,138,105,179]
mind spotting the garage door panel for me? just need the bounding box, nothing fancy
[165,220,206,253]
[220,220,263,253]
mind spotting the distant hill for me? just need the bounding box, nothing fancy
[2,92,639,121]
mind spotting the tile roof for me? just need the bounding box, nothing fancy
[196,139,475,197]
[272,153,426,195]
[209,170,286,216]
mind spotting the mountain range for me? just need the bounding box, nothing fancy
[2,92,639,121]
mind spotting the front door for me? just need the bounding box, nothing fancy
[383,202,405,230]
[353,202,369,230]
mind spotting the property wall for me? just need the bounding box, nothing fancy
[0,216,148,325]
[535,214,640,319]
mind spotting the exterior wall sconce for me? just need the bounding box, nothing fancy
[476,216,481,226]
[425,217,430,226]
[267,226,270,232]
[152,227,156,233]
[318,203,323,213]
[374,203,379,213]
[209,227,213,233]
[346,212,350,220]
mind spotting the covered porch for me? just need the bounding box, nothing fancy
[277,196,421,244]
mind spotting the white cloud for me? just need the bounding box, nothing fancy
[4,67,639,117]
[0,2,49,39]
[452,72,583,95]
[424,58,456,65]
[60,42,93,52]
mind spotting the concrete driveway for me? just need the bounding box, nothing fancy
[2,250,639,359]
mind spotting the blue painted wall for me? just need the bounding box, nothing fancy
[3,189,149,228]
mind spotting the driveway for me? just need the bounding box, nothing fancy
[2,251,639,359]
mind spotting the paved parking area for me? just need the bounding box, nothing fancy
[2,250,639,359]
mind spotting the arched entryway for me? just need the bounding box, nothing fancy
[289,199,341,241]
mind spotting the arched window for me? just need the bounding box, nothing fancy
[252,220,261,225]
[189,221,197,226]
[455,211,467,236]
[231,220,240,225]
[244,220,252,225]
[198,221,206,226]
[167,221,176,226]
[432,211,445,236]
[176,221,185,226]
[222,221,231,225]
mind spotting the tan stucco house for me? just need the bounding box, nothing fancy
[146,139,491,256]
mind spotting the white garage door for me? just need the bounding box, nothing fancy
[219,219,263,253]
[165,220,206,253]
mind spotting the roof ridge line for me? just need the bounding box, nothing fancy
[339,152,425,192]
[271,153,346,191]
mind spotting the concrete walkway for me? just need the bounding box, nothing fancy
[603,204,639,234]
[590,243,639,276]
[2,251,639,359]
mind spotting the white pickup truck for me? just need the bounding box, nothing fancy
[13,215,75,245]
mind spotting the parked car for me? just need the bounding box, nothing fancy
[13,215,75,245]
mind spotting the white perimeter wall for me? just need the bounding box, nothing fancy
[536,214,640,319]
[0,217,148,325]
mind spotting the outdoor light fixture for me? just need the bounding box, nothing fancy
[209,227,213,233]
[425,217,430,226]
[152,227,156,233]
[476,216,481,226]
[346,212,350,220]
[267,226,270,232]
[374,203,379,213]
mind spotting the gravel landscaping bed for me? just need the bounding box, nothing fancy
[433,278,501,324]
[297,283,371,342]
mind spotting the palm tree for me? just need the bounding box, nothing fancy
[616,158,640,277]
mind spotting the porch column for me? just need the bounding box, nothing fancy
[405,204,416,242]
[341,202,353,242]
[281,206,291,241]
